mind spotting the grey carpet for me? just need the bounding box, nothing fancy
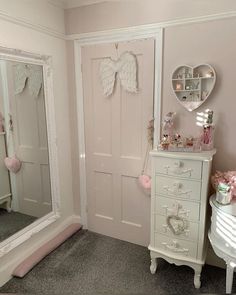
[0,209,36,242]
[0,230,234,295]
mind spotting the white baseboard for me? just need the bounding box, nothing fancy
[0,214,82,287]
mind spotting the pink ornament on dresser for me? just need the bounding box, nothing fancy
[201,110,214,151]
[211,170,236,202]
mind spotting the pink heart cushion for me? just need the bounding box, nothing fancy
[4,156,22,174]
[139,174,151,189]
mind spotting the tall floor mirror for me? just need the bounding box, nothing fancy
[0,48,60,256]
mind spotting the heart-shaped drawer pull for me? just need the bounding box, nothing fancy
[166,214,189,235]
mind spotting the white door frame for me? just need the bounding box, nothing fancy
[74,27,163,228]
[0,60,19,211]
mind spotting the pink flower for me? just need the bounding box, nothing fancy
[212,170,236,198]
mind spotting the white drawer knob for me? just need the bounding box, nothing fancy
[174,161,182,168]
[173,240,178,248]
[173,182,181,189]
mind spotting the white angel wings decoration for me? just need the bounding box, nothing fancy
[14,64,43,97]
[99,51,138,97]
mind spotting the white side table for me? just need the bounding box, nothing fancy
[209,194,236,294]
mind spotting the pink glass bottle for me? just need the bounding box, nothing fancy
[201,110,214,151]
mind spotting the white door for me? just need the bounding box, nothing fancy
[5,62,52,218]
[82,39,155,246]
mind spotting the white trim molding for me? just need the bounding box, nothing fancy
[0,9,65,40]
[63,0,107,9]
[67,11,236,41]
[74,26,163,227]
[0,45,61,258]
[0,6,235,41]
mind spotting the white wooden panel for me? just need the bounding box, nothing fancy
[154,233,198,259]
[41,164,51,206]
[155,214,199,242]
[15,84,36,147]
[155,196,200,222]
[155,175,201,201]
[91,58,112,156]
[153,156,202,180]
[94,171,113,220]
[121,175,142,227]
[120,55,143,159]
[21,162,39,203]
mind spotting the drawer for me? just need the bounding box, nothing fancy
[155,196,200,222]
[155,214,199,241]
[154,233,197,259]
[153,157,202,180]
[155,175,201,201]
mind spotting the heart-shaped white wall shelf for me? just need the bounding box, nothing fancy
[172,64,216,112]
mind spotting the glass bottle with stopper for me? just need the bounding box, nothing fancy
[201,109,214,151]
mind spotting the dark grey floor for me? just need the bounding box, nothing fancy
[0,230,234,295]
[0,208,36,242]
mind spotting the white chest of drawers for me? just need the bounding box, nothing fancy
[148,149,216,289]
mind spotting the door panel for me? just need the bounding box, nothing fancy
[82,39,155,246]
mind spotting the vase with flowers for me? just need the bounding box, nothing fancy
[211,171,236,205]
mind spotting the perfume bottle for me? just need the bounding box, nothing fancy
[201,110,214,151]
[162,112,176,138]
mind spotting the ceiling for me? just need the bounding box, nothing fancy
[49,0,109,9]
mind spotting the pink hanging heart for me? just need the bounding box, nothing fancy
[139,174,151,189]
[4,156,22,174]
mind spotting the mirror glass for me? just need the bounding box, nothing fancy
[0,60,52,243]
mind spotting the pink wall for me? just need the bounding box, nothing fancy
[66,3,236,218]
[162,18,236,172]
[65,0,236,35]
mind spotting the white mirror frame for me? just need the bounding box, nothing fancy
[0,45,60,258]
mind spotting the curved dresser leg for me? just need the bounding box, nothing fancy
[6,199,12,213]
[193,265,202,289]
[226,264,234,294]
[150,258,158,274]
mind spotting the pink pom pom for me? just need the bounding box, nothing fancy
[4,156,22,174]
[139,174,151,189]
